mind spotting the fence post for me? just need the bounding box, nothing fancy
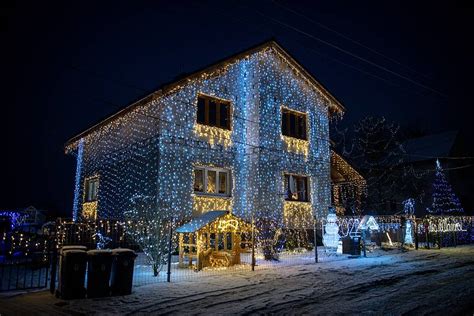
[167,221,173,283]
[453,230,457,247]
[414,220,419,250]
[362,229,367,258]
[314,215,318,263]
[251,215,255,271]
[49,227,58,294]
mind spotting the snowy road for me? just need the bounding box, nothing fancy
[2,246,474,315]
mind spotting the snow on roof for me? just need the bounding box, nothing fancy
[176,210,229,233]
[403,131,458,163]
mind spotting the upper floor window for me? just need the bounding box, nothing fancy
[197,95,231,130]
[194,166,231,196]
[284,174,309,202]
[84,177,99,202]
[281,108,307,140]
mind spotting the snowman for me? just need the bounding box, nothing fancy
[323,213,340,251]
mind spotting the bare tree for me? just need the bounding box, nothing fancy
[332,117,410,214]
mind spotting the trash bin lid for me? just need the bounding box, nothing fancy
[61,245,87,253]
[112,248,137,257]
[62,249,87,256]
[87,249,113,256]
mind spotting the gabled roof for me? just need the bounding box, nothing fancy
[65,40,345,150]
[331,150,365,184]
[403,131,458,163]
[176,210,228,233]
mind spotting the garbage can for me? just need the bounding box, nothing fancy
[58,249,87,299]
[342,236,361,256]
[61,245,88,254]
[351,237,361,256]
[111,248,137,295]
[86,249,113,298]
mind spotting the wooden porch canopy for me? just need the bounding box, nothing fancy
[176,211,252,270]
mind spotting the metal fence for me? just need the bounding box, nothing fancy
[1,215,473,292]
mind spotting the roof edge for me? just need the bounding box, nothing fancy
[65,39,345,151]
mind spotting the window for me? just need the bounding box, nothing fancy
[84,177,99,202]
[194,167,231,196]
[281,108,307,140]
[284,174,309,202]
[196,95,231,130]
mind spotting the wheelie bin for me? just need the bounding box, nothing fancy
[86,249,113,298]
[110,248,138,295]
[57,249,87,299]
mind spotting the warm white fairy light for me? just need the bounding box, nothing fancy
[65,43,339,262]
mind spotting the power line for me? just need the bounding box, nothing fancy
[253,9,448,98]
[271,0,434,81]
[207,3,448,102]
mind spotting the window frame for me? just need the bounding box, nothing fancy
[84,176,99,203]
[281,107,308,141]
[193,166,231,197]
[196,94,232,130]
[284,173,310,202]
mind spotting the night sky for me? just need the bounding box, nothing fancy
[2,1,473,216]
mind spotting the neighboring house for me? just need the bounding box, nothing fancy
[399,130,472,214]
[65,40,354,232]
[330,150,366,216]
[0,206,47,233]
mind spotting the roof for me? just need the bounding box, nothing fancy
[65,39,345,151]
[403,131,458,163]
[331,150,365,184]
[175,210,229,233]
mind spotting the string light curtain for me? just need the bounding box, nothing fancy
[66,44,338,240]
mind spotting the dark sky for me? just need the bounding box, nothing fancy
[1,0,473,216]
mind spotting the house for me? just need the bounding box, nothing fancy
[65,40,361,260]
[0,206,47,234]
[330,150,366,216]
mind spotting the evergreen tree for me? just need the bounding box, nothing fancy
[429,160,464,214]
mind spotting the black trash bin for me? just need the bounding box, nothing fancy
[351,236,361,256]
[61,245,87,253]
[342,236,361,256]
[111,248,137,296]
[58,249,87,299]
[86,249,113,298]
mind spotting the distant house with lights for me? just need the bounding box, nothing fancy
[65,40,363,231]
[396,130,473,214]
[0,206,47,234]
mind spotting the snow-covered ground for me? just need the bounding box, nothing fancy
[1,245,474,315]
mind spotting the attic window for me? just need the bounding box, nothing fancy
[197,95,231,130]
[282,108,307,140]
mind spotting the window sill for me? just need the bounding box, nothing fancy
[284,200,311,204]
[195,124,232,147]
[282,134,308,142]
[193,193,232,199]
[282,135,309,156]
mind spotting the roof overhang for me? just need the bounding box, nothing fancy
[65,40,346,152]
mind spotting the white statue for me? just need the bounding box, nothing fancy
[323,213,340,250]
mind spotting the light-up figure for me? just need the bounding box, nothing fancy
[323,213,340,250]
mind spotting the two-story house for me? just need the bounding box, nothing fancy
[65,40,360,246]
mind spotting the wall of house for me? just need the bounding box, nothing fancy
[71,47,332,226]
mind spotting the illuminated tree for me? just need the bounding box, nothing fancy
[428,160,464,214]
[124,194,174,276]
